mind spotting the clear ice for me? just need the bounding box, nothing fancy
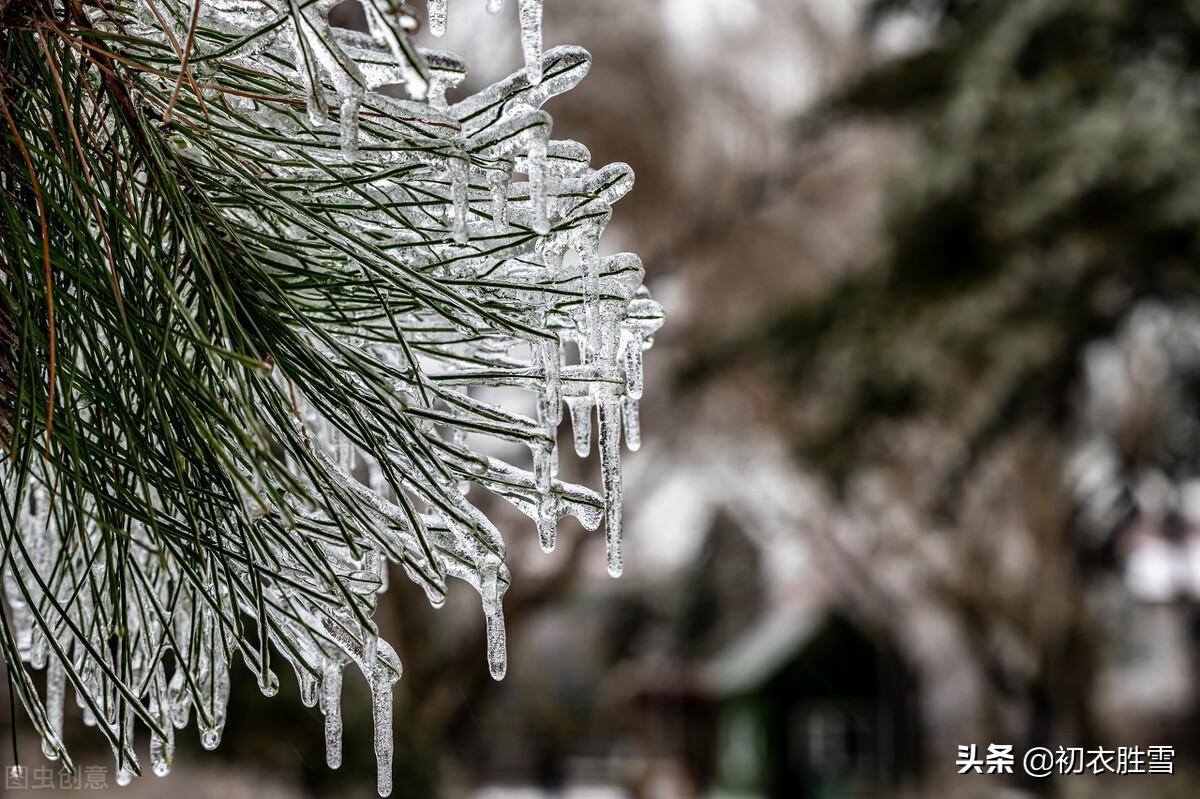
[0,0,663,795]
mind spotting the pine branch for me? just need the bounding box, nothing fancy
[0,0,662,792]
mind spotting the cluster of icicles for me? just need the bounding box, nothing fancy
[1,0,662,795]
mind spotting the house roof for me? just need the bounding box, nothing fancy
[697,597,827,697]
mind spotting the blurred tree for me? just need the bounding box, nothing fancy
[719,0,1200,492]
[690,0,1200,782]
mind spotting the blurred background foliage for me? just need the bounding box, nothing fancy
[9,0,1200,797]
[703,0,1200,492]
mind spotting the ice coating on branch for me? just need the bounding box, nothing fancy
[599,397,624,577]
[372,668,396,796]
[42,657,64,761]
[2,0,663,794]
[450,156,471,242]
[322,662,344,768]
[423,49,468,109]
[480,562,507,679]
[567,396,593,456]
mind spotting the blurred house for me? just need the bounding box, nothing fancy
[591,438,923,799]
[701,607,921,798]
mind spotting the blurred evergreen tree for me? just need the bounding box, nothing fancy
[683,0,1200,770]
[710,0,1200,503]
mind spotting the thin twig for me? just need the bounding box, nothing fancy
[149,0,208,123]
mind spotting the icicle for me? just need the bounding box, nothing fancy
[480,563,506,680]
[541,338,563,427]
[363,628,379,666]
[28,631,46,669]
[517,0,543,85]
[623,395,641,451]
[621,336,644,450]
[167,595,193,730]
[527,137,550,234]
[168,667,190,730]
[41,655,65,760]
[146,666,175,777]
[371,671,396,797]
[624,337,644,400]
[300,671,319,707]
[487,0,503,12]
[150,728,174,777]
[581,238,603,353]
[450,156,470,243]
[490,169,509,230]
[199,649,229,750]
[340,97,362,161]
[598,396,623,577]
[533,441,556,552]
[535,489,558,553]
[566,396,592,456]
[323,662,343,769]
[259,668,280,697]
[115,704,138,785]
[428,0,448,36]
[536,499,557,551]
[535,335,562,551]
[531,439,552,492]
